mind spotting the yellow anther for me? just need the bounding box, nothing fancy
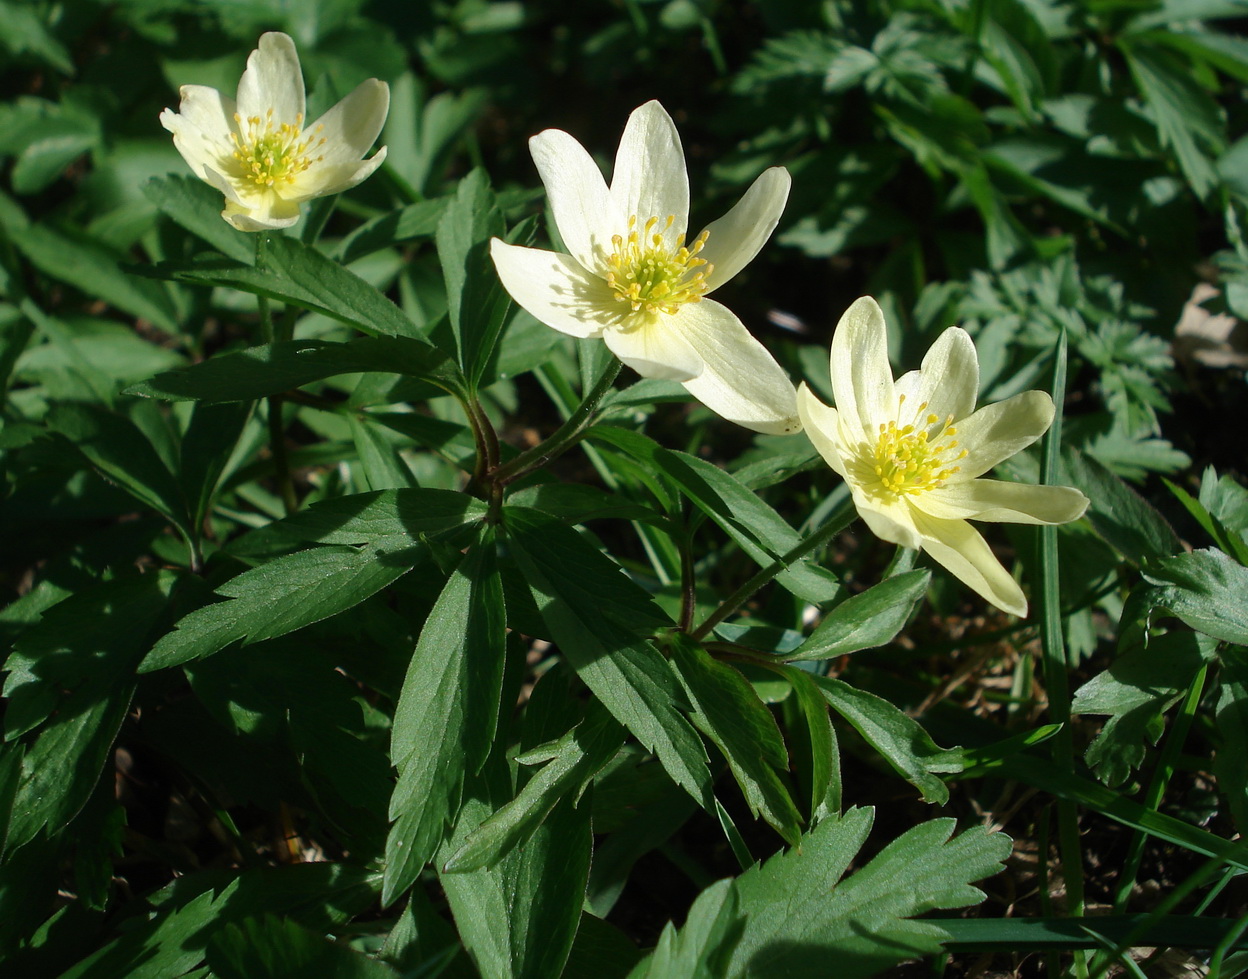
[605,214,713,314]
[227,110,322,190]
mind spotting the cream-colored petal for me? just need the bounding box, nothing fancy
[490,239,613,339]
[918,479,1089,525]
[829,296,894,438]
[530,128,622,273]
[202,164,245,205]
[609,101,689,240]
[907,327,979,425]
[953,390,1055,479]
[603,313,703,382]
[676,300,800,434]
[223,193,301,231]
[237,32,304,125]
[797,384,848,478]
[161,88,238,180]
[911,509,1028,616]
[307,79,389,166]
[856,493,923,551]
[287,148,387,201]
[697,167,790,291]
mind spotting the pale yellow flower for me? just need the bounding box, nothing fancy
[160,32,389,232]
[490,100,799,435]
[798,296,1088,616]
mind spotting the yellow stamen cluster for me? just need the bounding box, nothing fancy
[228,109,325,190]
[871,395,969,496]
[605,215,713,315]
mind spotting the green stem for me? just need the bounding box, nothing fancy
[1112,663,1208,915]
[490,359,622,485]
[690,498,856,642]
[255,234,296,514]
[1038,326,1085,975]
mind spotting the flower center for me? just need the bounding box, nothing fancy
[605,215,713,315]
[228,110,325,190]
[871,396,969,497]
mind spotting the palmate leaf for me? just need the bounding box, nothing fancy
[143,489,486,671]
[439,768,592,979]
[4,572,187,854]
[1072,631,1216,787]
[784,570,930,661]
[384,528,506,906]
[504,506,714,809]
[813,676,962,805]
[1128,548,1248,645]
[667,634,802,843]
[652,449,842,604]
[443,703,624,874]
[629,808,1012,978]
[207,915,399,979]
[139,234,422,339]
[126,335,463,404]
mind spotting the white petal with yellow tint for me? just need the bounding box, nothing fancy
[289,150,388,201]
[677,299,799,435]
[797,384,848,478]
[952,390,1055,479]
[490,240,613,339]
[603,315,703,382]
[236,32,304,124]
[911,509,1028,617]
[829,296,894,437]
[223,194,301,231]
[610,101,689,240]
[698,167,791,291]
[530,128,621,272]
[920,480,1089,525]
[892,326,978,427]
[309,79,390,166]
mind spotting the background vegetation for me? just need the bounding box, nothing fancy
[2,0,1248,975]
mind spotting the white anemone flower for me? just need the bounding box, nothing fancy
[490,100,800,435]
[160,32,389,232]
[798,296,1089,617]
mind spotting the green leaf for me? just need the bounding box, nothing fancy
[1122,42,1224,199]
[1216,649,1248,833]
[1129,548,1248,645]
[813,676,962,804]
[348,414,419,491]
[667,634,802,843]
[144,234,423,338]
[5,572,185,853]
[505,482,662,526]
[141,539,423,672]
[1072,631,1216,786]
[1168,469,1248,561]
[179,402,254,529]
[630,809,1012,979]
[227,488,486,556]
[46,403,193,540]
[126,336,462,403]
[11,224,178,332]
[653,449,842,604]
[780,666,841,823]
[437,169,509,389]
[1063,447,1182,564]
[785,570,930,661]
[0,2,74,74]
[143,175,254,263]
[628,880,739,979]
[208,915,400,979]
[333,196,451,263]
[384,530,506,905]
[504,506,714,808]
[443,703,624,873]
[439,770,592,979]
